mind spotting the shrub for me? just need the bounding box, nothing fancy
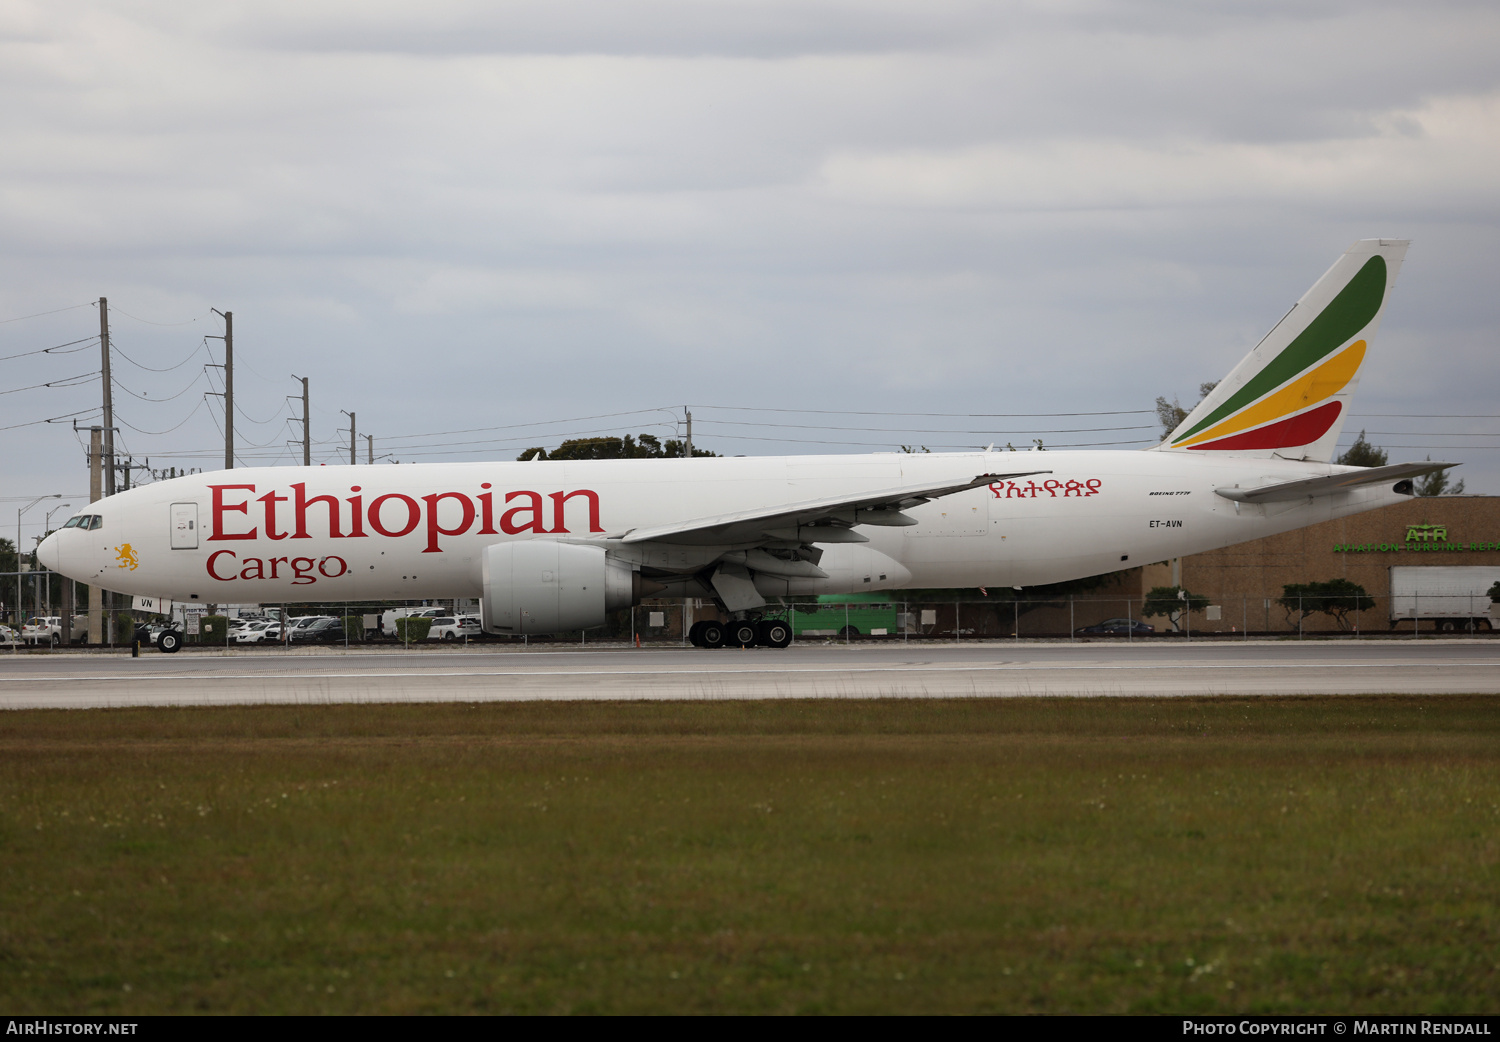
[394,617,432,642]
[342,616,365,642]
[1278,580,1375,631]
[199,615,230,643]
[1140,586,1209,630]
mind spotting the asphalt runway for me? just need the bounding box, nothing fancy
[1,640,1498,709]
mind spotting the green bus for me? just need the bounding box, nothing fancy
[789,594,901,638]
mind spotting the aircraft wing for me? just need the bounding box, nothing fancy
[620,470,1049,546]
[1214,461,1455,504]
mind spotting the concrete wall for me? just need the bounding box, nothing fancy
[1181,495,1500,634]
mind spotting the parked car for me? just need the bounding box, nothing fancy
[21,618,59,645]
[380,607,447,638]
[283,616,332,639]
[428,616,481,641]
[0,624,18,647]
[235,620,279,643]
[290,617,346,643]
[20,616,84,645]
[1075,618,1155,636]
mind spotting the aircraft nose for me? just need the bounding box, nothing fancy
[36,531,61,573]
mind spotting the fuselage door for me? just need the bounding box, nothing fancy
[170,503,199,549]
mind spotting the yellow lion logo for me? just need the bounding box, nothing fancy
[115,544,139,570]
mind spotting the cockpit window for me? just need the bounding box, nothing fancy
[62,517,83,528]
[86,515,103,531]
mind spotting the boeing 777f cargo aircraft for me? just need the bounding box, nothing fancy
[38,239,1451,649]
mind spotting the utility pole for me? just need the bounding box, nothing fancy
[99,299,116,495]
[223,311,233,470]
[14,494,61,646]
[342,410,356,465]
[681,405,694,643]
[87,428,103,645]
[365,434,374,465]
[290,375,310,466]
[208,309,234,470]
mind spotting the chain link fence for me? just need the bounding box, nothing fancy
[5,583,1497,650]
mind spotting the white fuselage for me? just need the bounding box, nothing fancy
[39,450,1403,605]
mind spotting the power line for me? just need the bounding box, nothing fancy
[370,422,680,454]
[697,404,1155,418]
[0,335,98,363]
[379,408,679,443]
[0,372,99,395]
[115,400,207,437]
[234,397,293,427]
[111,338,206,373]
[0,408,100,433]
[695,418,1156,435]
[231,417,296,450]
[107,306,213,327]
[695,432,1154,450]
[1360,431,1500,438]
[111,370,205,403]
[0,302,94,325]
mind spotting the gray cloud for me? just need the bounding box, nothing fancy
[2,0,1498,547]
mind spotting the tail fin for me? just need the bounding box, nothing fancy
[1158,238,1408,461]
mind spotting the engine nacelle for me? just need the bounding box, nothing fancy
[481,540,636,634]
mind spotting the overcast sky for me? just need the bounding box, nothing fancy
[3,0,1498,548]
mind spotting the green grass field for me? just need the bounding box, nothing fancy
[0,696,1495,1014]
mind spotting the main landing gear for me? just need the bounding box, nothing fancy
[688,617,793,649]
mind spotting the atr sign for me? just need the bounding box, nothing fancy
[1335,524,1500,554]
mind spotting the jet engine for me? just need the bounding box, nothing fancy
[481,540,644,634]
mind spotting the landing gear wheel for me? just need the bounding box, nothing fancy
[727,620,758,647]
[698,621,726,649]
[757,619,792,649]
[688,621,707,648]
[158,630,182,654]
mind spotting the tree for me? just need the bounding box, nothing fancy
[1415,457,1464,497]
[517,433,718,462]
[1488,581,1500,604]
[1278,579,1375,631]
[1337,431,1388,468]
[1154,381,1219,439]
[0,536,14,575]
[1141,585,1209,631]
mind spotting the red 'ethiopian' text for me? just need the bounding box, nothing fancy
[205,480,604,580]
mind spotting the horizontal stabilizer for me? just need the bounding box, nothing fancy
[621,470,1047,545]
[1214,461,1455,504]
